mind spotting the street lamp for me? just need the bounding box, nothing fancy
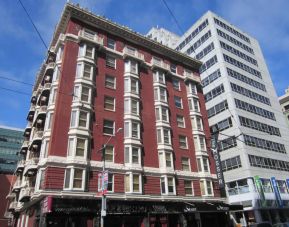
[100,127,122,227]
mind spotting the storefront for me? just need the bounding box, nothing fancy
[28,196,243,227]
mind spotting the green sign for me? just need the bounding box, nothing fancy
[254,176,266,207]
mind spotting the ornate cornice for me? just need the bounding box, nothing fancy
[51,3,202,71]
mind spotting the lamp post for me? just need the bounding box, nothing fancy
[100,127,122,227]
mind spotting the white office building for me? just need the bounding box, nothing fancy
[147,11,289,224]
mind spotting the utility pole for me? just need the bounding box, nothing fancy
[100,128,122,227]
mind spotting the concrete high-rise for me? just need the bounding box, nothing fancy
[148,11,289,224]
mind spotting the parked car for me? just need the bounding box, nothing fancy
[249,223,272,227]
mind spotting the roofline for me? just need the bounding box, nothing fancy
[50,3,202,71]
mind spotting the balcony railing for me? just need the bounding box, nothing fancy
[184,70,201,83]
[150,57,170,71]
[19,187,34,202]
[12,180,22,193]
[23,157,39,176]
[8,201,17,211]
[123,46,145,62]
[15,160,25,173]
[79,30,104,46]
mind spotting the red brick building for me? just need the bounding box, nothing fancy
[6,3,239,227]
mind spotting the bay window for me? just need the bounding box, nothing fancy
[125,173,142,193]
[160,176,176,195]
[124,146,141,165]
[64,167,86,190]
[200,180,213,196]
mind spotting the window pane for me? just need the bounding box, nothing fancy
[79,111,88,128]
[125,175,130,192]
[200,181,206,195]
[107,174,113,191]
[76,138,85,157]
[133,175,140,192]
[70,111,77,127]
[165,153,171,167]
[83,64,92,78]
[64,169,71,188]
[81,87,90,102]
[107,38,115,49]
[104,96,115,111]
[184,180,193,195]
[105,145,114,162]
[85,45,93,58]
[161,177,166,194]
[125,147,130,163]
[168,177,174,193]
[103,120,114,135]
[132,147,139,164]
[73,169,83,189]
[105,75,115,89]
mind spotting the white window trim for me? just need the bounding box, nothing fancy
[76,62,94,80]
[107,38,116,50]
[155,106,169,123]
[103,119,115,136]
[124,145,141,166]
[197,157,210,173]
[160,175,176,195]
[56,45,63,62]
[35,168,45,191]
[70,109,90,129]
[40,139,49,158]
[158,151,173,169]
[52,66,60,82]
[200,179,214,196]
[78,43,95,59]
[106,54,116,68]
[105,75,116,89]
[174,96,183,109]
[125,59,139,75]
[104,96,116,112]
[184,180,194,196]
[172,78,181,91]
[104,144,114,163]
[44,111,54,131]
[67,136,88,159]
[124,77,139,95]
[154,87,167,102]
[181,157,191,171]
[153,71,165,84]
[157,127,171,145]
[73,84,92,104]
[194,135,207,152]
[125,173,142,194]
[63,167,86,191]
[176,115,185,128]
[124,120,140,139]
[49,87,57,105]
[179,135,188,149]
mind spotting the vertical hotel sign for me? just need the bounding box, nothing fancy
[211,129,225,188]
[271,177,283,207]
[42,196,52,213]
[253,176,265,207]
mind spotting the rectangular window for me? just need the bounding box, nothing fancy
[193,98,200,112]
[107,174,114,192]
[73,169,83,189]
[176,115,185,128]
[174,96,183,109]
[163,129,170,144]
[107,38,115,49]
[103,120,114,135]
[197,158,202,172]
[165,152,172,167]
[168,177,174,193]
[170,64,176,73]
[79,111,88,128]
[132,147,139,164]
[182,157,190,171]
[131,79,138,94]
[104,96,115,111]
[172,78,180,90]
[153,71,165,84]
[132,122,139,138]
[81,86,90,102]
[133,174,140,192]
[70,111,77,127]
[83,63,93,79]
[85,45,93,58]
[75,138,85,157]
[105,145,114,162]
[131,99,138,115]
[196,117,203,130]
[184,180,193,195]
[179,135,188,149]
[64,169,71,188]
[106,55,116,68]
[159,88,167,102]
[125,175,130,192]
[199,136,206,151]
[105,75,116,89]
[203,157,209,172]
[161,177,166,194]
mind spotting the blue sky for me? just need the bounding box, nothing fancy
[0,0,289,129]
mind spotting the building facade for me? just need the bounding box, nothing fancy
[0,126,23,174]
[148,11,289,224]
[279,87,289,127]
[5,4,240,227]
